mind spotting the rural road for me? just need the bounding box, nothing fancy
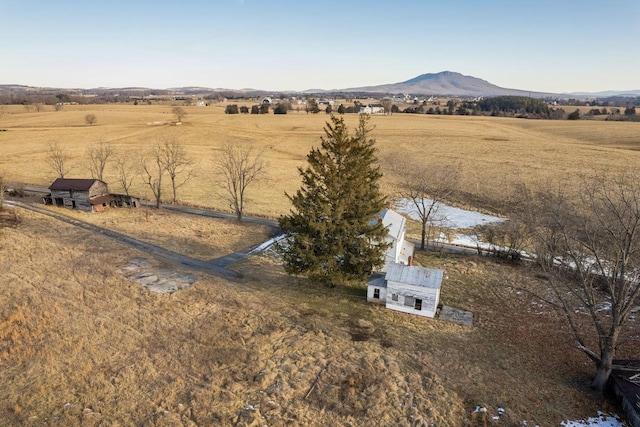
[16,185,484,258]
[5,199,243,281]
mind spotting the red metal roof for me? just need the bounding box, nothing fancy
[49,178,103,191]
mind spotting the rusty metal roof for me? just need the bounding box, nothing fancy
[49,178,103,191]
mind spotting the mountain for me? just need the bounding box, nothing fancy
[342,71,557,98]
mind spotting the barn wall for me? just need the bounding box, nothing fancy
[89,181,109,197]
[385,281,440,318]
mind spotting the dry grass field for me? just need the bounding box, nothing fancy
[2,207,634,426]
[2,104,640,425]
[1,103,639,217]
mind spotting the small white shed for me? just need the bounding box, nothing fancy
[368,263,443,318]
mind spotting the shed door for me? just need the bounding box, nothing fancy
[414,299,422,311]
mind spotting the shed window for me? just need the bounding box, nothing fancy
[391,293,398,302]
[373,288,380,299]
[414,299,422,311]
[404,296,415,307]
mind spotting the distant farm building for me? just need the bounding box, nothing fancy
[44,178,139,212]
[359,103,385,115]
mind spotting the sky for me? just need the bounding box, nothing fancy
[1,0,639,93]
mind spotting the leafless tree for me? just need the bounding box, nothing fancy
[46,142,71,178]
[0,105,5,119]
[396,160,460,250]
[113,152,138,196]
[380,99,393,115]
[527,171,640,392]
[85,114,97,126]
[217,142,265,221]
[34,103,44,112]
[140,146,164,209]
[86,140,113,182]
[53,103,63,112]
[157,137,194,204]
[172,106,187,123]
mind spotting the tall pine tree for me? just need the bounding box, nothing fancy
[279,114,389,286]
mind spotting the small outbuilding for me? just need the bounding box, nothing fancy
[47,178,110,211]
[368,263,443,318]
[45,178,140,212]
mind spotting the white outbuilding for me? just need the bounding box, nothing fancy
[367,263,443,318]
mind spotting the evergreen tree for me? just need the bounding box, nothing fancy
[279,115,389,286]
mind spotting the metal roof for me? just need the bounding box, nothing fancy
[385,263,443,289]
[378,209,406,241]
[49,178,104,191]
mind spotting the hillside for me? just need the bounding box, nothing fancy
[1,203,631,425]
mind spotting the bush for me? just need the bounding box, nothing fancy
[567,109,581,120]
[225,104,239,114]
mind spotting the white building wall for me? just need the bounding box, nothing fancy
[385,281,440,318]
[367,285,387,304]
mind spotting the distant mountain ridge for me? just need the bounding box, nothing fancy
[342,71,558,98]
[1,73,639,98]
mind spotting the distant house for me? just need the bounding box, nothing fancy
[376,209,414,272]
[359,103,385,115]
[45,178,139,212]
[367,263,443,318]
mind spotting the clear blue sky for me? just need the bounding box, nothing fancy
[1,0,638,93]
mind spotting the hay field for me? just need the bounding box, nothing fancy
[2,207,632,426]
[1,103,639,217]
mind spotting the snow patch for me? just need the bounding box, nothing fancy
[561,412,626,427]
[395,198,505,229]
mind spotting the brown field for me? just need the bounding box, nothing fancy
[2,208,633,426]
[2,104,640,425]
[1,103,639,217]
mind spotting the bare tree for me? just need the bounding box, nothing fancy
[140,146,164,209]
[172,106,187,123]
[157,137,194,204]
[53,103,63,112]
[396,161,459,250]
[86,140,113,182]
[85,114,97,126]
[529,171,640,392]
[34,103,44,112]
[217,142,265,221]
[380,99,393,115]
[46,142,71,178]
[0,105,5,119]
[113,152,138,196]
